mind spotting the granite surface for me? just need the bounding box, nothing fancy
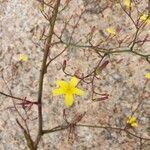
[0,0,150,150]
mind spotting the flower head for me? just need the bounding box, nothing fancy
[19,55,28,62]
[39,3,44,11]
[127,116,138,127]
[52,77,84,108]
[145,73,150,79]
[140,14,150,24]
[124,0,132,9]
[106,27,116,35]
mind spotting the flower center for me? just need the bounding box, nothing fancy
[65,84,73,94]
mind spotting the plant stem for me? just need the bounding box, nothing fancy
[35,0,61,148]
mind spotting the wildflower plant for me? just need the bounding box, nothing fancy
[0,0,150,150]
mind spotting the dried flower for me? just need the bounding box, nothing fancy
[127,116,138,127]
[52,77,84,108]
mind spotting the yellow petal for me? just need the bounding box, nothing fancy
[145,73,150,79]
[127,120,131,124]
[72,87,84,96]
[65,94,74,107]
[39,3,44,11]
[56,80,68,88]
[140,14,147,20]
[52,88,65,96]
[69,76,79,87]
[19,55,28,62]
[124,0,132,9]
[106,27,116,35]
[127,116,133,123]
[131,122,138,127]
[140,14,150,23]
[130,117,137,123]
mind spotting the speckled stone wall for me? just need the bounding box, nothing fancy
[0,0,150,149]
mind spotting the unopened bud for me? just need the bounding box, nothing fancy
[62,60,67,71]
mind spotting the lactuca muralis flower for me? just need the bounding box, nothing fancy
[145,73,150,79]
[140,14,150,24]
[127,116,138,127]
[106,27,116,35]
[124,0,132,9]
[39,3,44,11]
[19,54,28,62]
[52,77,84,108]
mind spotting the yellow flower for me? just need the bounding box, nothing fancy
[140,14,150,23]
[127,116,138,127]
[145,73,150,79]
[106,27,116,35]
[124,0,132,9]
[39,3,44,11]
[52,77,84,108]
[19,55,28,62]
